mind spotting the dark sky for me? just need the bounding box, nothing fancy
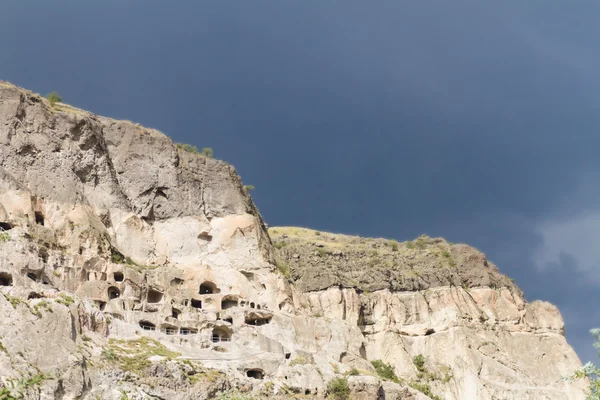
[2,1,599,362]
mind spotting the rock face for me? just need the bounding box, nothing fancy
[0,82,587,399]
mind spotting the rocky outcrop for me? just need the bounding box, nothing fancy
[0,82,588,399]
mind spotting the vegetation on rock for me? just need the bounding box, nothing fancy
[46,91,62,106]
[327,377,350,399]
[570,328,600,399]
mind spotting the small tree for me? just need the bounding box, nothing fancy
[201,147,213,158]
[46,91,62,106]
[570,328,600,399]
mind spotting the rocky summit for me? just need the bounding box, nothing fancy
[0,81,588,399]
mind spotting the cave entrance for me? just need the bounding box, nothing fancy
[108,286,120,300]
[34,211,45,226]
[199,281,219,294]
[246,369,264,379]
[0,272,13,286]
[147,289,163,303]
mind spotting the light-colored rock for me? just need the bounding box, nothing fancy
[0,82,588,399]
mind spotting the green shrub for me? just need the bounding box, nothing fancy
[413,354,426,372]
[201,147,213,158]
[46,91,62,106]
[243,185,255,192]
[390,241,399,251]
[405,241,416,249]
[0,232,9,242]
[569,328,600,399]
[327,377,349,400]
[409,381,442,400]
[276,260,290,279]
[111,249,125,264]
[56,294,75,307]
[347,368,360,376]
[274,241,287,249]
[316,248,328,257]
[371,360,401,383]
[176,143,199,153]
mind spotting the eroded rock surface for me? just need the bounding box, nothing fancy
[0,82,587,399]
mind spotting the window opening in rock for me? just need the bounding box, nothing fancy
[211,327,232,343]
[170,277,184,286]
[246,369,264,379]
[96,301,106,311]
[0,222,13,231]
[26,272,38,282]
[245,315,272,326]
[139,321,155,331]
[180,328,197,335]
[108,286,120,299]
[425,328,435,336]
[0,272,13,286]
[28,292,43,300]
[113,272,124,282]
[183,299,189,306]
[172,308,181,319]
[199,281,218,294]
[191,299,202,309]
[164,327,177,335]
[221,296,238,310]
[285,353,291,360]
[250,302,255,309]
[256,304,261,310]
[147,288,163,303]
[34,211,45,226]
[224,317,233,324]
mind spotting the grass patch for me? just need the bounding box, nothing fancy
[0,232,9,242]
[56,294,75,307]
[273,241,287,250]
[415,237,427,249]
[409,381,442,400]
[316,248,329,257]
[32,301,53,317]
[2,293,22,309]
[103,337,180,374]
[276,260,291,279]
[289,354,313,367]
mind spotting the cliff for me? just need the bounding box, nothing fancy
[0,81,587,399]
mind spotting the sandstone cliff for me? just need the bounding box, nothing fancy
[0,81,587,399]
